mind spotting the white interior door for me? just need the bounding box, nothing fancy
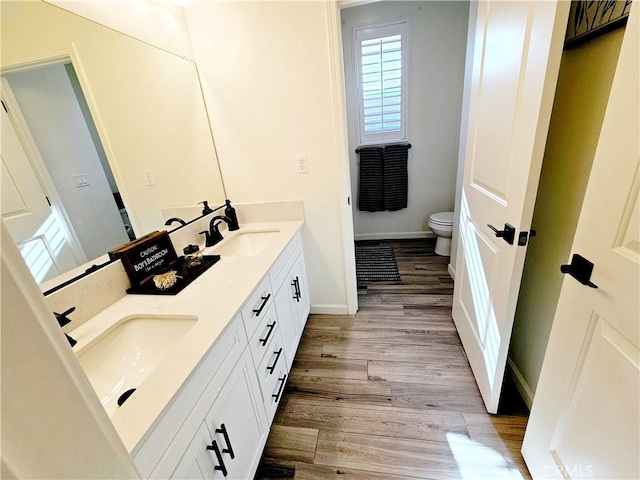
[452,0,569,413]
[1,96,80,283]
[522,4,639,479]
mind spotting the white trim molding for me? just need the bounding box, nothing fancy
[447,263,456,281]
[507,356,534,410]
[310,304,350,315]
[354,230,435,241]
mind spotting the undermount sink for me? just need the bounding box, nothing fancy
[213,230,279,257]
[75,314,198,416]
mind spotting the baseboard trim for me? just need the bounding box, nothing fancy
[507,357,534,410]
[354,231,435,241]
[447,263,456,281]
[310,304,349,315]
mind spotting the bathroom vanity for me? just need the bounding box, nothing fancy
[63,214,309,479]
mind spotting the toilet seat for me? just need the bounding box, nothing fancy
[429,212,453,226]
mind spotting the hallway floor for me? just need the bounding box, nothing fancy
[256,239,531,479]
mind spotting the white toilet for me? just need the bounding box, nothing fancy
[428,211,454,256]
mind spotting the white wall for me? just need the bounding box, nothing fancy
[508,27,625,407]
[47,0,194,60]
[185,1,351,313]
[7,65,130,260]
[341,1,469,240]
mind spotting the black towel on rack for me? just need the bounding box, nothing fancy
[358,147,385,212]
[383,144,409,211]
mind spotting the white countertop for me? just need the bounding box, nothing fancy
[70,221,304,453]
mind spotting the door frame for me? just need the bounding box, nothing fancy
[327,0,359,315]
[1,76,88,266]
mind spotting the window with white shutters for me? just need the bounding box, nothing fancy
[354,20,410,145]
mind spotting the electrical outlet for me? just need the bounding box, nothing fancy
[297,155,308,174]
[143,169,156,186]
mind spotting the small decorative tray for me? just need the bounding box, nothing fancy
[126,255,221,295]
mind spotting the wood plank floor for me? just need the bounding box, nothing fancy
[256,239,531,480]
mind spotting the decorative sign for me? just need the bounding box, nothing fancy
[109,231,178,288]
[565,0,631,49]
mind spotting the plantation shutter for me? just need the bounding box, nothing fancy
[355,21,409,145]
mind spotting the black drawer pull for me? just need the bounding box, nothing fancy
[259,321,276,346]
[206,440,228,477]
[272,374,287,403]
[252,293,271,316]
[267,348,283,374]
[215,423,235,459]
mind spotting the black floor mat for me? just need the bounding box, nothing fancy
[355,245,401,282]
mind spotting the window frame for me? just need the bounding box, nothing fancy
[352,18,411,146]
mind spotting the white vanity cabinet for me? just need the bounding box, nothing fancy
[170,349,267,480]
[271,232,310,364]
[132,226,311,479]
[135,317,249,478]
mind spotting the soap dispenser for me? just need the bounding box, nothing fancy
[199,200,213,216]
[224,199,240,231]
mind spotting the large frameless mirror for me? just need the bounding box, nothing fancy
[1,1,226,287]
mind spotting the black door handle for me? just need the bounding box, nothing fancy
[560,254,598,288]
[487,223,516,245]
[291,277,301,302]
[215,423,235,459]
[206,440,228,477]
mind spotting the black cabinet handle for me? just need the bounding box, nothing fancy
[215,423,235,459]
[252,294,271,316]
[267,348,283,374]
[487,223,516,245]
[292,277,301,302]
[206,440,228,477]
[561,254,598,289]
[272,374,287,403]
[259,322,276,346]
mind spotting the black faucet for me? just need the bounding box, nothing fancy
[54,307,77,347]
[200,215,233,247]
[165,217,186,227]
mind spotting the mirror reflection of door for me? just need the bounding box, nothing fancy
[1,62,135,284]
[2,92,82,284]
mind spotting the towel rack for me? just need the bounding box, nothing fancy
[355,143,412,153]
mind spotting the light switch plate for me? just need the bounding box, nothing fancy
[72,173,89,187]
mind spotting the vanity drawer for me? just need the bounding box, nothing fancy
[241,276,274,340]
[257,334,288,422]
[248,302,279,368]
